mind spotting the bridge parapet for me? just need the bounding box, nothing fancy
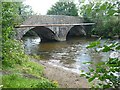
[22,15,84,25]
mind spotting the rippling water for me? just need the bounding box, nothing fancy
[22,36,119,74]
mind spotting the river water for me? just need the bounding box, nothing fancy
[22,36,119,74]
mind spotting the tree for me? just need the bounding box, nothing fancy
[2,2,34,40]
[2,2,34,67]
[47,1,78,16]
[2,2,20,40]
[19,4,34,20]
[2,2,27,67]
[79,0,120,38]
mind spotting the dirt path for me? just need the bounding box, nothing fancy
[32,59,89,88]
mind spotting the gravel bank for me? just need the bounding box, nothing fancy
[32,59,89,88]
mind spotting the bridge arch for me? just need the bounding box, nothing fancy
[66,25,86,39]
[31,26,57,42]
[16,26,57,42]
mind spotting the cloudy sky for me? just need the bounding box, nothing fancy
[23,0,81,15]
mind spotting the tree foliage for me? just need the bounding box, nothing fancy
[2,2,21,40]
[81,41,120,89]
[47,1,78,16]
[2,2,30,67]
[2,1,34,67]
[2,2,34,41]
[19,4,34,20]
[79,0,120,38]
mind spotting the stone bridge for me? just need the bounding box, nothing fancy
[15,15,94,42]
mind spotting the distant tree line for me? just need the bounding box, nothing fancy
[47,1,78,16]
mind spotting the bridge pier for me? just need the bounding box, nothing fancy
[49,26,73,41]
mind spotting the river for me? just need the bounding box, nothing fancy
[22,36,119,74]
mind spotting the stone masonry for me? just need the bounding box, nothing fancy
[15,15,93,41]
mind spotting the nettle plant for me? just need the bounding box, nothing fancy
[80,40,120,89]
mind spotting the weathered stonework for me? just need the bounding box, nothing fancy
[15,15,92,41]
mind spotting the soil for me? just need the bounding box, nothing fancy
[32,59,90,88]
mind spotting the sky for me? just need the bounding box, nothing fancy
[23,0,60,15]
[23,0,80,15]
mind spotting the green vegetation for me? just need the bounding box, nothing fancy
[2,2,58,88]
[79,1,120,88]
[47,1,78,16]
[79,0,120,38]
[2,74,57,88]
[81,41,120,89]
[50,0,120,88]
[2,0,119,88]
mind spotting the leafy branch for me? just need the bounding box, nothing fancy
[81,41,120,89]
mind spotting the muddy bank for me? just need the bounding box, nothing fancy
[32,59,89,88]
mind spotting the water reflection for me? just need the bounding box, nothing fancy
[22,37,41,54]
[22,36,118,74]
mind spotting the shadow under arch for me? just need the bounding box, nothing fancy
[22,29,39,37]
[66,25,86,40]
[22,26,57,42]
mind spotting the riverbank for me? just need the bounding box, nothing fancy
[31,59,89,88]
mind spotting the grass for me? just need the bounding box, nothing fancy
[2,60,58,88]
[20,61,44,78]
[2,74,58,88]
